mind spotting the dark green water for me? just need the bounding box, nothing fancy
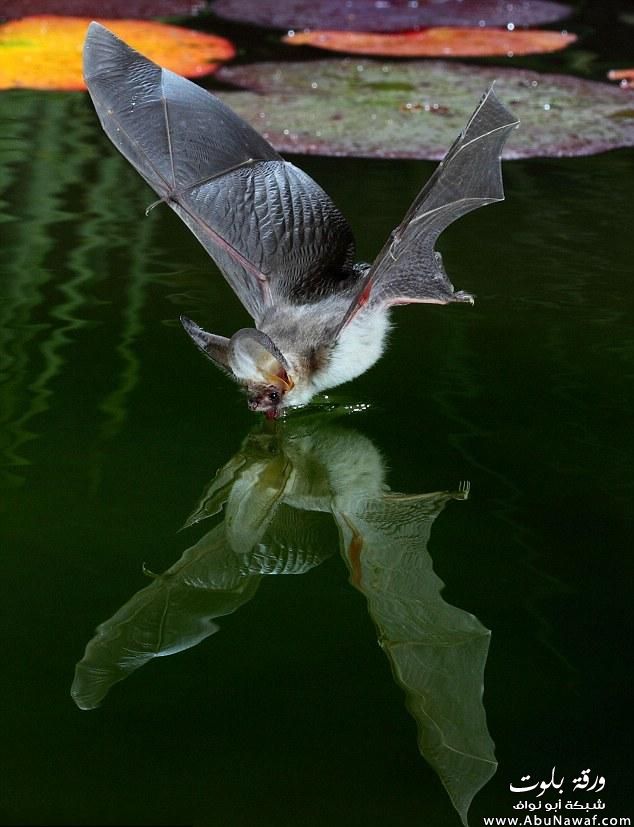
[1,39,633,827]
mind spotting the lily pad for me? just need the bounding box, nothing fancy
[216,59,634,159]
[211,0,572,32]
[0,16,235,91]
[284,27,577,57]
[0,0,208,18]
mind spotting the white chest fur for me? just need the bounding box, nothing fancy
[272,303,392,408]
[311,309,391,395]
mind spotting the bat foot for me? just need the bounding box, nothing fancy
[453,290,475,305]
[454,481,471,500]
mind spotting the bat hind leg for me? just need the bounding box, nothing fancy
[433,251,475,304]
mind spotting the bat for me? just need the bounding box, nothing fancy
[83,23,518,418]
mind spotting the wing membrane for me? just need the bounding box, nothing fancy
[83,23,355,321]
[337,87,518,331]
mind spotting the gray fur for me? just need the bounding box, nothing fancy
[84,24,518,417]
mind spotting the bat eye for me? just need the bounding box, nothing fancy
[268,390,280,403]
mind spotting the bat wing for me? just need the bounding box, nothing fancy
[83,23,355,323]
[335,87,518,333]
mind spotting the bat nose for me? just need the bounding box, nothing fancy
[247,398,259,411]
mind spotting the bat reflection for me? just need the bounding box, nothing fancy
[72,411,495,824]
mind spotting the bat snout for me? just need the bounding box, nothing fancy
[247,391,281,418]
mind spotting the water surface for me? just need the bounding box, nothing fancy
[1,51,632,827]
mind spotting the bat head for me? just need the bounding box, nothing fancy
[230,328,295,419]
[180,317,294,418]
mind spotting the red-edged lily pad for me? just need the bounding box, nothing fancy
[215,59,634,159]
[283,27,577,57]
[0,16,235,91]
[211,0,572,32]
[608,69,634,89]
[0,0,207,19]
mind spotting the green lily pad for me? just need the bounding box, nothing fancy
[216,59,634,159]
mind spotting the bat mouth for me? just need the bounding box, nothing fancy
[247,401,281,420]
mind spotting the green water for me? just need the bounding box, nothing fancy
[1,43,633,827]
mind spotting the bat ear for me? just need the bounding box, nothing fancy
[228,329,293,389]
[180,316,232,373]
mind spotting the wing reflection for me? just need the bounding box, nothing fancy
[336,490,495,825]
[72,410,495,824]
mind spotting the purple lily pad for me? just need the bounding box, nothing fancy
[216,59,634,159]
[0,0,207,19]
[210,0,572,32]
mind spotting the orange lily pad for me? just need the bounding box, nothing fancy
[0,15,235,91]
[608,69,634,89]
[283,27,577,58]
